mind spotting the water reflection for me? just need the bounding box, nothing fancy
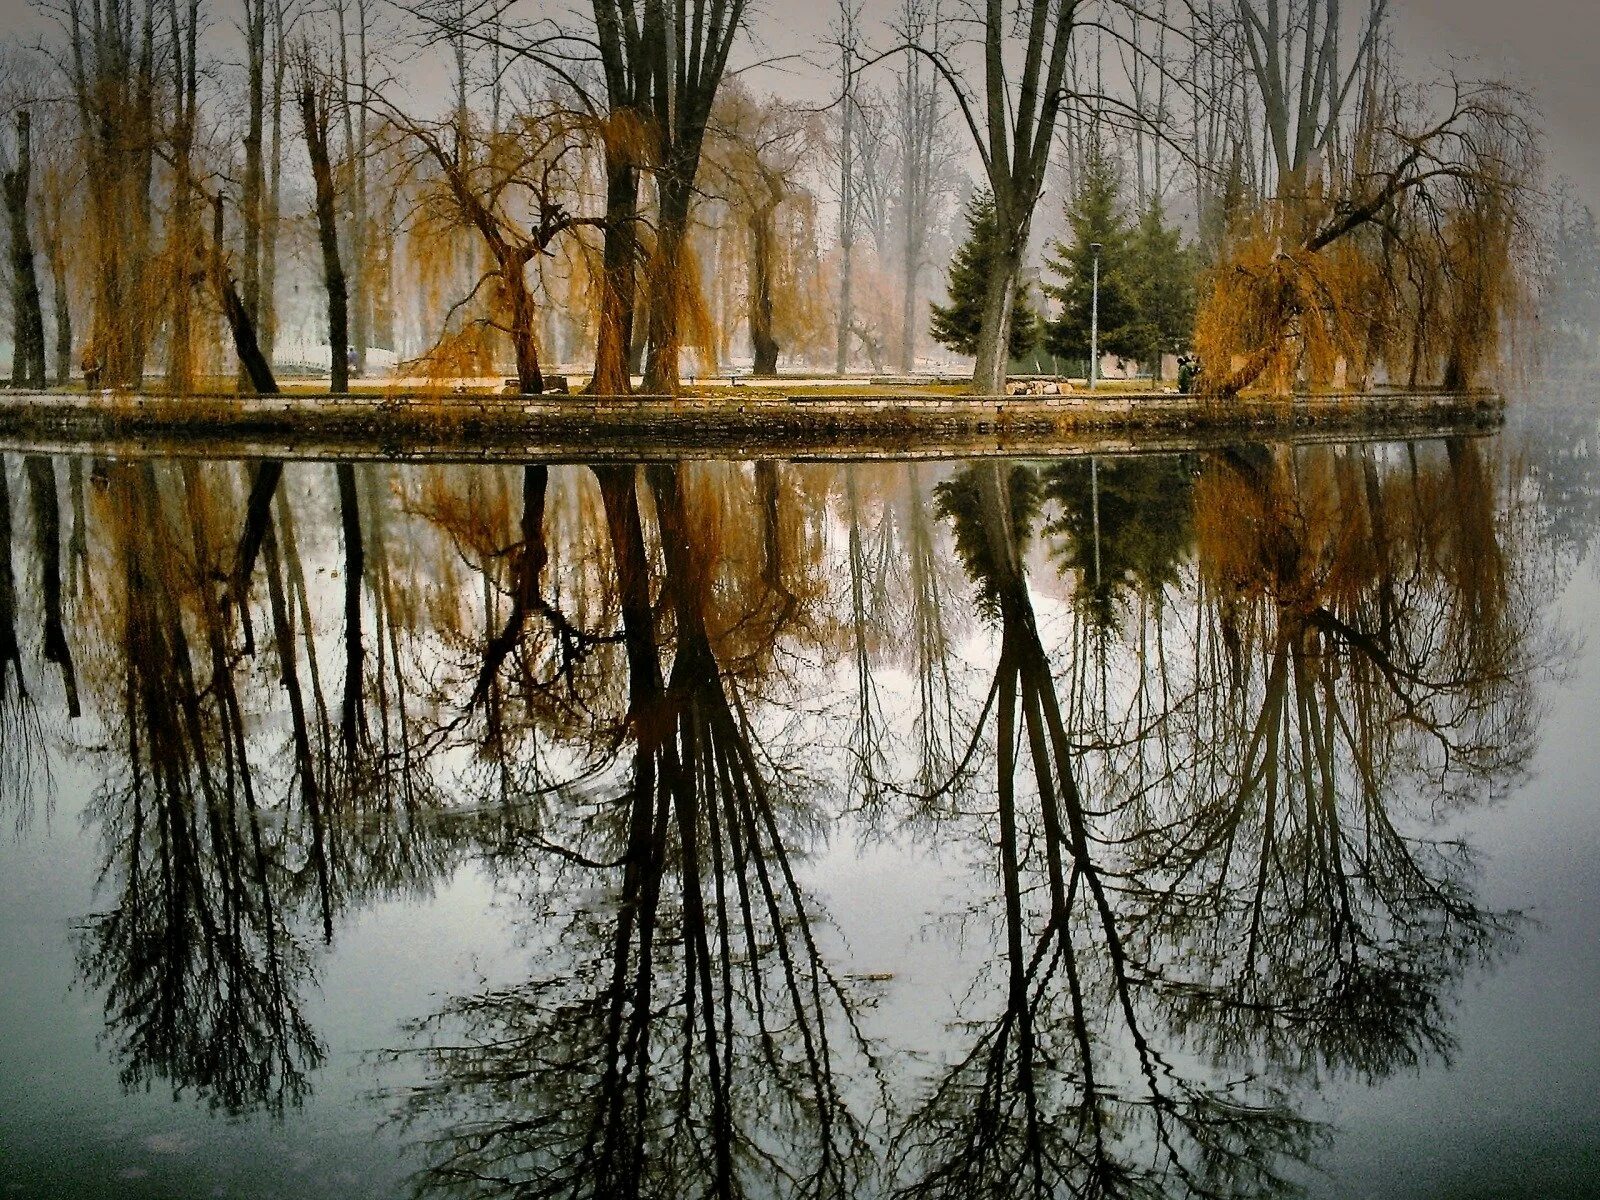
[0,435,1569,1192]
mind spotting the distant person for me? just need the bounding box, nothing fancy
[81,344,101,391]
[346,345,359,381]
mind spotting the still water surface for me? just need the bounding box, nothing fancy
[1,418,1598,1198]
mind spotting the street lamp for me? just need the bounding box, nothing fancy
[1088,242,1103,391]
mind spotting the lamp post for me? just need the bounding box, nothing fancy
[1088,242,1102,390]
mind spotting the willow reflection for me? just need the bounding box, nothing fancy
[0,440,1556,1182]
[73,460,323,1115]
[392,461,875,1200]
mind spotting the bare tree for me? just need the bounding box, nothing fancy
[3,111,47,389]
[296,50,349,393]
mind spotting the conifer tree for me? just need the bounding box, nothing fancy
[1125,197,1196,372]
[1043,145,1139,364]
[930,190,1041,361]
[1545,202,1600,369]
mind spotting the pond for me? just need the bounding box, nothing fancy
[1,414,1598,1198]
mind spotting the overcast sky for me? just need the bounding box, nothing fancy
[2,0,1596,205]
[1398,0,1600,205]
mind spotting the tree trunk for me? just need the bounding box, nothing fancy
[836,31,854,376]
[971,226,1024,395]
[241,0,266,356]
[261,0,287,361]
[590,154,639,394]
[4,111,48,390]
[299,80,349,394]
[748,201,779,376]
[505,260,544,395]
[48,240,70,386]
[350,0,371,376]
[208,194,279,395]
[643,173,696,393]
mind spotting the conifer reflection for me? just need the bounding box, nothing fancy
[893,460,1318,1199]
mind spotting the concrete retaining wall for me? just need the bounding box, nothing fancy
[0,388,1504,458]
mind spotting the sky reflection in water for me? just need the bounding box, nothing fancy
[1,421,1598,1198]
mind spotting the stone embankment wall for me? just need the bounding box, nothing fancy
[0,388,1503,458]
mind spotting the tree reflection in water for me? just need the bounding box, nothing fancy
[390,462,877,1199]
[0,438,1564,1190]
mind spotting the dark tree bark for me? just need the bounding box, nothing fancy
[4,112,48,390]
[747,181,781,376]
[636,0,750,394]
[0,462,21,695]
[337,462,365,761]
[208,193,279,395]
[25,457,79,716]
[298,66,349,394]
[165,0,200,393]
[46,228,71,387]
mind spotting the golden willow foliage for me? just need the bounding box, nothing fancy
[697,84,827,372]
[387,105,612,388]
[1194,213,1382,395]
[643,233,720,377]
[769,192,832,360]
[1196,84,1538,396]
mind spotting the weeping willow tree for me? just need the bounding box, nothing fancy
[385,104,607,394]
[702,86,828,376]
[1195,77,1538,396]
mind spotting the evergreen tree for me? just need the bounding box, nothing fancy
[1545,201,1600,369]
[1043,145,1139,364]
[1125,197,1196,371]
[930,190,1042,361]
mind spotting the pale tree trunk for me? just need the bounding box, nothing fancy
[835,6,856,375]
[972,235,1023,394]
[260,0,287,362]
[352,0,370,374]
[896,0,945,374]
[242,0,266,325]
[336,0,370,375]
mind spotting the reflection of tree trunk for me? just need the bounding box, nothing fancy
[475,465,549,708]
[0,462,21,695]
[337,463,366,765]
[25,457,78,715]
[232,459,285,655]
[262,517,334,939]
